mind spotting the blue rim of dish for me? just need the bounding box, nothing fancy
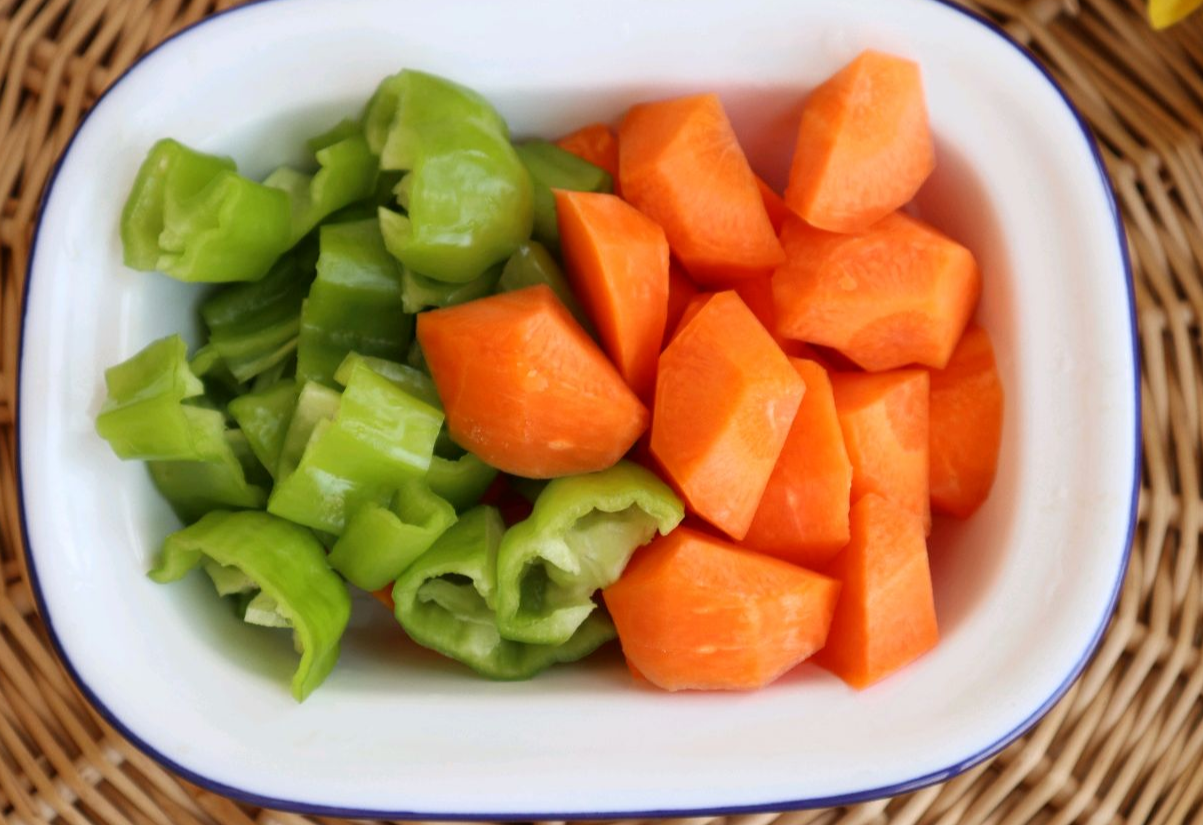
[17,0,1140,818]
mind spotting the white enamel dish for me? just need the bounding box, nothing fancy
[19,0,1138,817]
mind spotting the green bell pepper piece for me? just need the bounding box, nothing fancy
[96,335,228,461]
[150,510,351,701]
[121,139,235,271]
[200,248,316,383]
[228,379,301,478]
[268,361,443,534]
[275,381,341,480]
[401,263,502,314]
[148,439,268,525]
[297,219,412,387]
[242,591,292,628]
[307,117,362,154]
[121,139,292,283]
[333,352,440,409]
[252,356,295,392]
[495,460,684,645]
[328,479,458,590]
[226,427,272,488]
[264,133,377,244]
[426,452,498,512]
[378,126,533,284]
[393,506,615,679]
[513,140,612,250]
[498,242,594,334]
[365,70,509,164]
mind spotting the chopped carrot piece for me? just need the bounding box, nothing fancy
[831,369,930,533]
[773,212,980,371]
[605,527,841,691]
[417,285,648,478]
[652,291,805,539]
[816,494,938,688]
[929,325,1004,517]
[556,190,670,399]
[743,359,853,568]
[620,93,784,285]
[786,51,935,233]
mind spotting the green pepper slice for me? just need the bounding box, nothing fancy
[268,361,443,534]
[495,460,683,645]
[401,263,502,314]
[498,241,594,334]
[328,479,457,590]
[227,379,301,478]
[426,452,498,512]
[264,132,377,244]
[296,219,412,387]
[393,507,615,679]
[150,510,351,701]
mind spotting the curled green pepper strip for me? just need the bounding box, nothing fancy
[498,242,595,335]
[227,379,300,479]
[378,127,532,285]
[333,352,440,409]
[96,335,226,461]
[121,138,293,283]
[307,117,362,154]
[275,381,340,480]
[426,452,498,512]
[513,140,612,250]
[121,139,235,271]
[297,219,412,387]
[264,133,377,244]
[393,507,615,679]
[365,70,509,165]
[201,248,316,383]
[328,479,458,590]
[148,433,268,524]
[150,510,351,701]
[401,263,502,314]
[268,361,444,534]
[495,460,684,645]
[370,71,530,284]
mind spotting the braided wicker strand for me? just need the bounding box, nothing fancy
[0,1,1199,823]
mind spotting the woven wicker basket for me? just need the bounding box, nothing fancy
[1,1,1200,823]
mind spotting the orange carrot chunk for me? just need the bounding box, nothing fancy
[619,93,784,285]
[667,292,713,343]
[786,51,935,233]
[816,494,938,688]
[417,285,648,479]
[663,263,699,348]
[555,122,619,179]
[605,527,842,691]
[831,370,930,533]
[773,212,980,371]
[929,325,1004,518]
[743,359,853,568]
[556,190,670,399]
[755,174,793,234]
[652,291,805,540]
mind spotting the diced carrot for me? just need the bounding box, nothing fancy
[604,527,841,691]
[417,285,648,478]
[815,494,938,689]
[743,359,853,568]
[773,212,980,371]
[652,291,805,539]
[668,292,713,343]
[831,370,930,532]
[371,586,396,612]
[785,51,935,233]
[555,122,619,178]
[619,93,784,285]
[663,263,699,348]
[755,174,793,234]
[556,190,669,400]
[929,325,1004,517]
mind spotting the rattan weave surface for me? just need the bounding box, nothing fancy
[0,0,1200,823]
